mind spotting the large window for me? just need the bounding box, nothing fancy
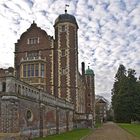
[22,63,45,77]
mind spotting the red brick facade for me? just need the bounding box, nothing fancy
[15,22,54,93]
[14,12,95,127]
[15,19,78,105]
[0,12,96,139]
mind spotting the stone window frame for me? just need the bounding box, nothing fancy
[22,63,40,78]
[27,37,40,45]
[31,64,34,77]
[26,109,33,122]
[41,63,45,77]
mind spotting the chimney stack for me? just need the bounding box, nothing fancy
[81,62,85,76]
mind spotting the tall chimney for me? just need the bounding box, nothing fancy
[81,62,85,76]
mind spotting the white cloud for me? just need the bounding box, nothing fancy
[0,0,140,102]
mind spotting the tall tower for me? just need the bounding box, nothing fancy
[54,10,79,104]
[85,66,95,126]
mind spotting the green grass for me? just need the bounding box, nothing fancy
[33,129,92,140]
[118,123,140,138]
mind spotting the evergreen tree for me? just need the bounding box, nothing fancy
[111,65,140,123]
[111,64,127,122]
[134,79,140,121]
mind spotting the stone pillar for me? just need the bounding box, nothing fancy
[6,76,15,93]
[0,96,19,133]
[66,110,69,131]
[39,103,45,137]
[56,107,59,134]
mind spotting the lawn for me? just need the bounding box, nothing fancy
[33,129,92,140]
[118,123,140,138]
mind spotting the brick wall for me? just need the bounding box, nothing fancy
[0,76,74,139]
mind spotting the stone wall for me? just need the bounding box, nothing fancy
[0,75,74,140]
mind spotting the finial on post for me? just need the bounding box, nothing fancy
[65,4,69,14]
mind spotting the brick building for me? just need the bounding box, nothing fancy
[95,97,108,123]
[0,11,95,139]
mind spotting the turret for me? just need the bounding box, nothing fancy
[53,10,79,104]
[85,66,95,126]
[85,66,94,75]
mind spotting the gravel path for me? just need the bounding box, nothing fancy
[84,122,140,140]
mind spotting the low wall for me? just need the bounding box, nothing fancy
[0,76,74,139]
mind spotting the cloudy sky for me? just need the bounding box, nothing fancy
[0,0,140,101]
